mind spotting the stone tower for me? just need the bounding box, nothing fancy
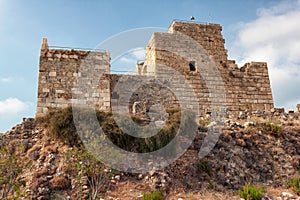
[140,21,274,115]
[36,39,110,116]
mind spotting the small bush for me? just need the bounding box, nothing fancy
[40,106,197,165]
[0,143,29,198]
[196,160,212,176]
[238,185,266,200]
[199,119,210,127]
[42,107,196,155]
[143,190,164,200]
[43,107,111,147]
[44,107,81,147]
[101,109,183,153]
[264,121,282,135]
[288,177,300,195]
[64,147,110,199]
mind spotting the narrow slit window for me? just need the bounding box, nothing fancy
[189,61,196,71]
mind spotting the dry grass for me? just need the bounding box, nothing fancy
[167,190,240,200]
[26,144,41,161]
[105,181,151,199]
[50,176,71,190]
[265,186,299,199]
[41,144,58,154]
[105,179,300,200]
[33,167,49,178]
[105,181,240,200]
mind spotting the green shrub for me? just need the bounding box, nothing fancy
[288,177,300,195]
[0,143,30,198]
[143,190,164,200]
[44,107,111,147]
[101,109,185,154]
[65,147,110,199]
[198,119,210,127]
[42,107,197,161]
[42,107,197,155]
[238,185,266,200]
[264,121,282,135]
[44,107,80,147]
[196,160,212,176]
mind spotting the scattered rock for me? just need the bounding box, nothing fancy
[138,174,143,180]
[281,192,293,198]
[244,121,255,128]
[115,175,121,181]
[1,111,299,199]
[154,120,165,127]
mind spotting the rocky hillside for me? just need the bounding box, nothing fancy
[0,108,299,200]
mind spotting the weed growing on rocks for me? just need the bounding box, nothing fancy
[196,160,212,176]
[143,189,164,200]
[238,184,266,200]
[264,121,282,135]
[288,177,300,195]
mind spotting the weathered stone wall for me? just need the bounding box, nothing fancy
[225,61,274,112]
[36,21,274,117]
[168,21,228,65]
[36,39,111,116]
[143,21,273,115]
[109,74,179,114]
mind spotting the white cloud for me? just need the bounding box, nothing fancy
[0,77,13,83]
[119,48,146,64]
[132,48,146,60]
[0,98,29,115]
[257,0,300,16]
[230,0,300,109]
[119,56,136,64]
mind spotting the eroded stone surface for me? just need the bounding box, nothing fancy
[36,21,274,117]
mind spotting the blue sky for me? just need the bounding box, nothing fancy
[1,0,300,132]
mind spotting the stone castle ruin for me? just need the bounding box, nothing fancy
[36,21,274,117]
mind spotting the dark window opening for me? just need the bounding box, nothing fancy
[189,61,196,71]
[112,92,119,99]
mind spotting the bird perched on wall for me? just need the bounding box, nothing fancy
[190,16,195,20]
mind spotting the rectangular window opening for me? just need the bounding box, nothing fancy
[189,61,196,71]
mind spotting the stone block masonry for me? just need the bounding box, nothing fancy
[109,74,180,114]
[142,21,273,115]
[36,20,274,117]
[36,38,111,116]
